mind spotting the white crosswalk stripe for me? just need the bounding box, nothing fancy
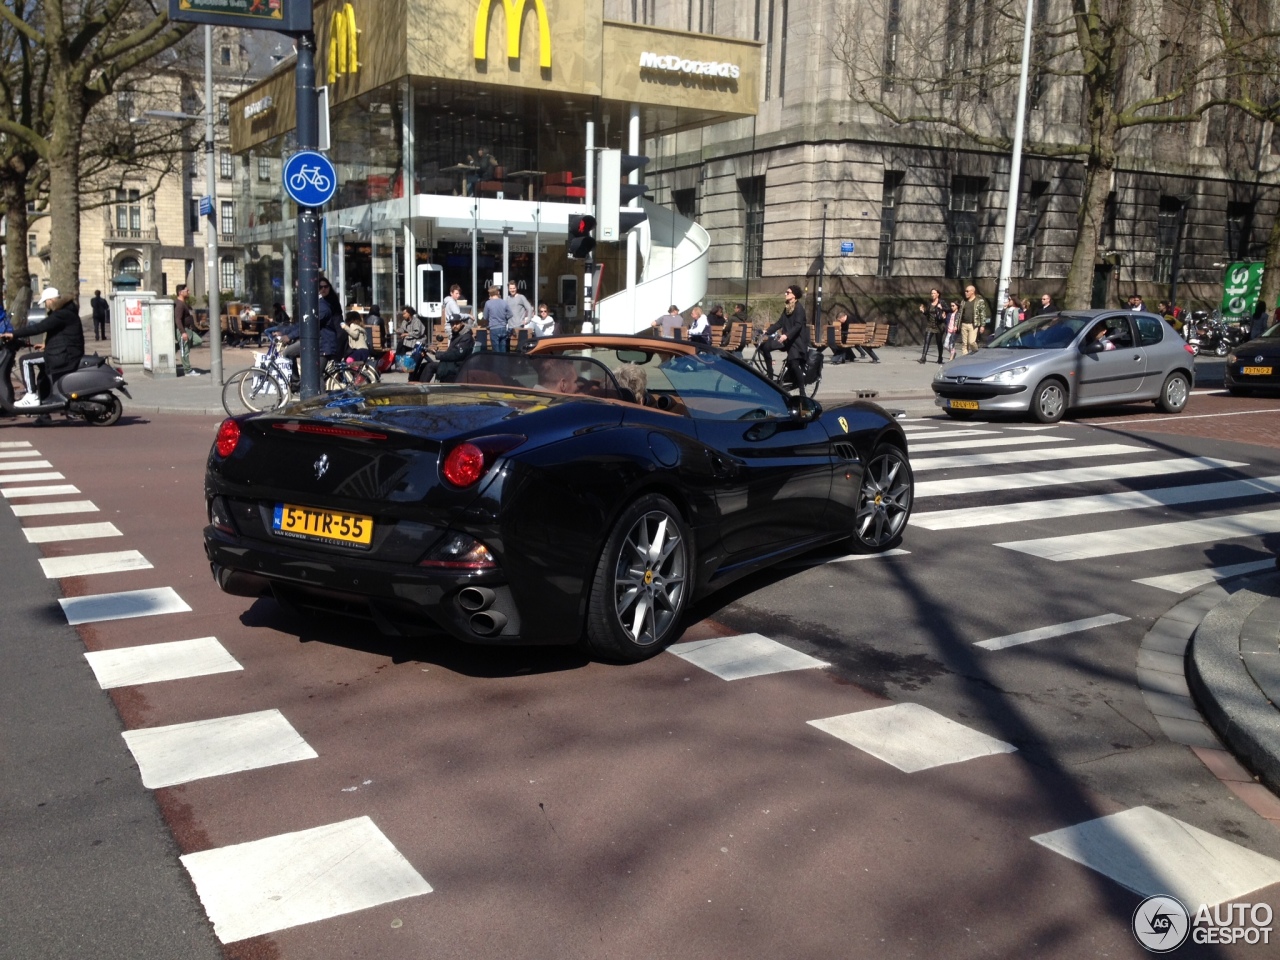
[908,435,1062,454]
[914,456,1245,499]
[911,443,1147,472]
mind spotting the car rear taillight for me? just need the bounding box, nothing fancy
[215,418,241,457]
[1184,344,1196,355]
[418,532,496,569]
[440,435,526,488]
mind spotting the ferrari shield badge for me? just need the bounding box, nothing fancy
[838,416,849,434]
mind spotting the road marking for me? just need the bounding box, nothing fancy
[1090,408,1280,425]
[912,443,1148,472]
[1031,806,1280,906]
[0,449,42,459]
[0,441,33,448]
[38,550,152,579]
[10,500,98,517]
[902,428,997,438]
[781,547,911,569]
[121,709,317,789]
[59,587,191,625]
[0,473,67,489]
[23,521,122,544]
[668,633,827,681]
[85,637,243,689]
[915,475,1280,530]
[1006,425,1060,430]
[0,460,53,471]
[1134,559,1278,593]
[808,703,1017,773]
[913,457,1246,499]
[180,816,432,944]
[997,507,1280,561]
[975,614,1131,651]
[908,435,1060,453]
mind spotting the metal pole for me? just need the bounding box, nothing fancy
[203,26,222,385]
[626,105,640,291]
[995,0,1036,322]
[584,120,595,330]
[295,31,322,399]
[816,202,826,335]
[533,206,541,309]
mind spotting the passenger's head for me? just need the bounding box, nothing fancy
[614,362,647,401]
[536,358,578,394]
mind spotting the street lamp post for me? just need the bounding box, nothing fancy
[995,0,1036,319]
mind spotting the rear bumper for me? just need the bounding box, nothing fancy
[204,526,559,645]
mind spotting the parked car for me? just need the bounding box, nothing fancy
[1224,322,1280,395]
[205,335,915,662]
[931,309,1195,423]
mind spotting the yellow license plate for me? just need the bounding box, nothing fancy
[949,399,979,410]
[1242,366,1272,376]
[273,503,374,546]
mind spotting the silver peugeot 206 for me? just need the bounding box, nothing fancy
[931,309,1196,423]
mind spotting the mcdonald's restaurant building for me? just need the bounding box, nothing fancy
[229,0,758,328]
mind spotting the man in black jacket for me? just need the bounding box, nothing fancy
[13,287,85,406]
[90,290,110,341]
[760,284,809,386]
[413,315,474,383]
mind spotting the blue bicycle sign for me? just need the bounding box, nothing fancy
[282,151,337,207]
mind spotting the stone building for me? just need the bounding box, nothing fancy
[23,28,281,308]
[611,0,1280,326]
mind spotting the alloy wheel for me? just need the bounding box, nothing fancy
[854,449,912,550]
[612,509,687,647]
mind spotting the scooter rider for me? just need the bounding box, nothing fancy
[13,287,84,409]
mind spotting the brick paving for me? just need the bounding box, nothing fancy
[1075,392,1280,450]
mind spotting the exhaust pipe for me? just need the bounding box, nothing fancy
[457,586,496,612]
[211,563,270,598]
[469,610,507,636]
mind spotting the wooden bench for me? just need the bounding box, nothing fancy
[719,321,752,352]
[865,322,890,348]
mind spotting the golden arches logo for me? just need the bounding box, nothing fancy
[474,0,552,69]
[327,2,359,84]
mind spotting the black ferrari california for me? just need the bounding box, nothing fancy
[1225,322,1280,395]
[204,335,914,662]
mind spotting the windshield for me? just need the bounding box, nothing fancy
[988,313,1091,350]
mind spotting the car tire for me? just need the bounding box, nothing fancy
[1031,378,1067,423]
[1229,385,1252,397]
[943,408,973,420]
[851,443,914,554]
[1157,372,1190,413]
[583,493,692,663]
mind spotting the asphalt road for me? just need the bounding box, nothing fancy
[4,390,1280,959]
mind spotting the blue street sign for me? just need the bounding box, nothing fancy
[198,196,213,217]
[283,150,337,207]
[840,240,855,256]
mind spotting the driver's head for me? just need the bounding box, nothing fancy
[537,358,578,394]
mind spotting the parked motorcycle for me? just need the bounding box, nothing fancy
[1187,310,1232,357]
[0,339,131,425]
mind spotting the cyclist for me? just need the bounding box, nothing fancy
[759,284,809,387]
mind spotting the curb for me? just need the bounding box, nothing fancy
[1187,573,1280,797]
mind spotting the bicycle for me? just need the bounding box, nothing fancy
[221,338,375,416]
[746,331,822,399]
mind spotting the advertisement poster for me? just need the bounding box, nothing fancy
[1220,262,1265,321]
[142,304,153,371]
[125,297,144,330]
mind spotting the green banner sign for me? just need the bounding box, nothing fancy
[1220,261,1265,321]
[169,0,311,32]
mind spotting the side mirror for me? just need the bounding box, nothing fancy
[786,393,822,421]
[1082,341,1105,354]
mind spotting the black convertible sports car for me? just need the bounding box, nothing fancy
[204,335,914,662]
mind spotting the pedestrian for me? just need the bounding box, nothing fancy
[959,284,989,355]
[1128,294,1146,312]
[653,304,683,339]
[442,283,466,330]
[1036,292,1057,316]
[483,285,511,352]
[1020,297,1032,323]
[173,284,202,377]
[90,289,110,342]
[397,305,425,353]
[918,289,946,364]
[341,311,370,363]
[708,303,727,335]
[944,299,960,361]
[505,281,532,338]
[688,306,711,345]
[830,306,854,364]
[1250,299,1269,341]
[1000,294,1020,333]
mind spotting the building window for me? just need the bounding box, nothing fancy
[882,0,901,94]
[189,198,201,234]
[1023,181,1050,278]
[778,0,790,98]
[740,176,765,278]
[218,100,229,125]
[258,156,272,181]
[220,200,235,239]
[219,151,233,180]
[114,189,142,237]
[946,176,984,279]
[1225,201,1255,261]
[118,256,143,280]
[877,171,904,278]
[116,91,134,122]
[219,256,237,293]
[673,188,696,220]
[221,46,231,65]
[764,0,775,100]
[1155,195,1184,284]
[27,233,36,257]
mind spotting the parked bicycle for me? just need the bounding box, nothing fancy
[221,337,379,416]
[746,331,823,399]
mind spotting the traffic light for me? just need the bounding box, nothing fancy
[567,213,596,259]
[597,149,650,242]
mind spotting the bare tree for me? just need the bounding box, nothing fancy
[833,0,1280,308]
[0,1,193,298]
